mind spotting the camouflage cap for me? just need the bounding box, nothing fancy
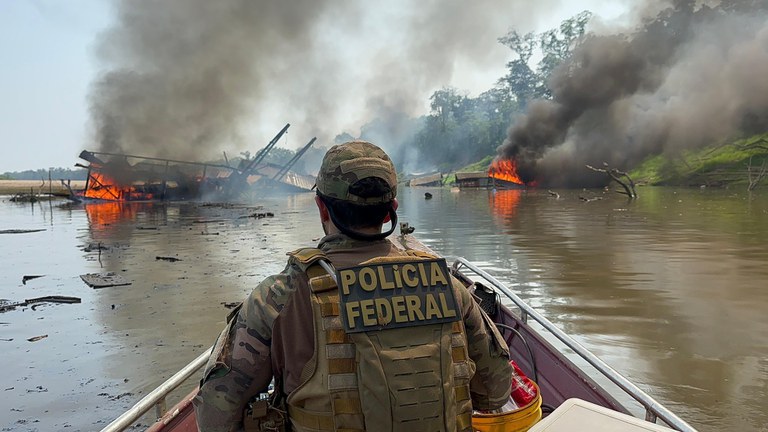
[315,141,397,203]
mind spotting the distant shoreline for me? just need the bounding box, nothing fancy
[0,180,86,195]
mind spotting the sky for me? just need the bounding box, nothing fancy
[0,0,629,173]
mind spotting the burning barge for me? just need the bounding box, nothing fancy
[66,124,317,203]
[410,158,530,190]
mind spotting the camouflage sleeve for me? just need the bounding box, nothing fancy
[455,278,513,410]
[193,270,292,432]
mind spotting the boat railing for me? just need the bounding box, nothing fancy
[452,257,697,432]
[100,349,210,432]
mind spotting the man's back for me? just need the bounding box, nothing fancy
[193,141,512,431]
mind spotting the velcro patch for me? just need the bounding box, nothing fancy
[336,258,459,333]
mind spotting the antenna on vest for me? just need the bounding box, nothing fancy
[317,260,338,285]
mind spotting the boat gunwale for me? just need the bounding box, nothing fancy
[452,257,696,432]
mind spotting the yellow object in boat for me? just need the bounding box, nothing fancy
[471,382,542,432]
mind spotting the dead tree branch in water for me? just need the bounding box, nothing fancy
[0,296,81,313]
[746,156,768,191]
[586,164,637,198]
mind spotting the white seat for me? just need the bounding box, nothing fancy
[528,398,677,432]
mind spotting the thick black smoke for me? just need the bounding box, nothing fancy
[90,0,363,161]
[89,0,563,167]
[498,0,768,187]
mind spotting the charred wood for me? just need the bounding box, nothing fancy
[0,296,81,313]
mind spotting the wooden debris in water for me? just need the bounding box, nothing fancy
[80,272,131,289]
[156,256,182,262]
[22,275,44,285]
[239,212,275,219]
[0,296,81,313]
[0,229,46,234]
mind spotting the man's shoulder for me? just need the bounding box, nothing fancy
[242,258,312,324]
[286,247,328,271]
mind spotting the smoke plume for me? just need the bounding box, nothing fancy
[89,0,563,169]
[498,0,768,187]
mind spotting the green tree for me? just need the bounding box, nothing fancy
[498,11,592,104]
[497,31,541,107]
[538,11,592,86]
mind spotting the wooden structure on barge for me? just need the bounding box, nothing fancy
[454,171,524,189]
[69,124,318,202]
[408,173,443,187]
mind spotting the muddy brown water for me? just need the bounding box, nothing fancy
[0,187,766,431]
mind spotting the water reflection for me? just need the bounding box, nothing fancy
[489,189,522,221]
[400,187,768,431]
[84,201,141,228]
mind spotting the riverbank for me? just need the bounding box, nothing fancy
[630,134,768,188]
[0,180,85,196]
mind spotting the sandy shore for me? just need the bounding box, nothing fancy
[0,180,86,195]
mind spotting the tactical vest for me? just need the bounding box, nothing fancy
[285,248,474,432]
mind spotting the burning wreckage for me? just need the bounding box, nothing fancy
[64,124,317,203]
[411,157,530,189]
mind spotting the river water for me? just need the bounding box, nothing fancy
[0,187,766,431]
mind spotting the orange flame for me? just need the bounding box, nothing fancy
[79,168,154,201]
[488,158,523,185]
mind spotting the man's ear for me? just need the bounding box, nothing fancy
[383,199,398,223]
[315,195,330,222]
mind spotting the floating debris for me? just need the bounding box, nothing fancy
[156,256,182,262]
[22,275,44,285]
[27,385,48,393]
[82,243,110,252]
[9,193,40,203]
[0,229,46,234]
[239,212,275,219]
[80,273,131,289]
[0,296,81,313]
[99,391,134,401]
[192,219,226,224]
[424,192,433,199]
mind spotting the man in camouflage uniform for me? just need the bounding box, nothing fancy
[194,141,512,432]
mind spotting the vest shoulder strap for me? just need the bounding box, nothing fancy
[357,249,439,266]
[287,247,328,270]
[287,248,337,293]
[403,249,439,260]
